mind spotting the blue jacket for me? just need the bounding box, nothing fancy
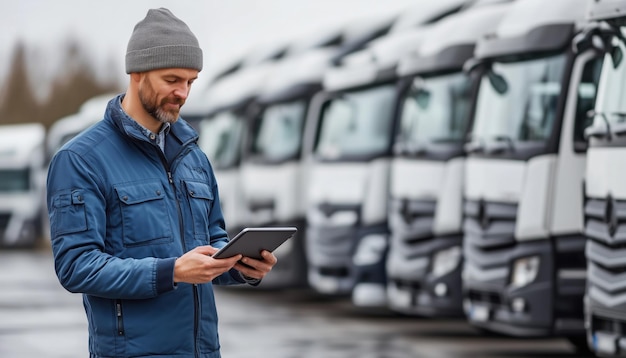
[47,95,244,358]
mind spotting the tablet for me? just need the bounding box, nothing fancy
[212,227,298,260]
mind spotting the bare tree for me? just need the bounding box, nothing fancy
[0,42,39,125]
[0,38,122,129]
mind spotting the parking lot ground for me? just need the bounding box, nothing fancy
[0,250,592,358]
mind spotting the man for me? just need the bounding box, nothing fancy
[46,8,277,358]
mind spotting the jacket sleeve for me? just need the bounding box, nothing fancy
[47,150,176,299]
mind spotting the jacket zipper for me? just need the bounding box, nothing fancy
[159,149,200,358]
[115,299,124,336]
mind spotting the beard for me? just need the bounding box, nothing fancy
[138,76,185,124]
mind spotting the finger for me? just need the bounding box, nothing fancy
[233,262,260,278]
[239,257,260,269]
[260,250,277,265]
[228,254,243,264]
[193,245,215,255]
[212,254,242,266]
[241,257,270,273]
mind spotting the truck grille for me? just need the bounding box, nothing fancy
[585,196,626,316]
[390,198,436,243]
[463,199,517,250]
[462,199,517,290]
[584,197,626,245]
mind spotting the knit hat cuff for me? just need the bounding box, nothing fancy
[125,44,203,73]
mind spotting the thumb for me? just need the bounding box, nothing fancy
[192,245,215,255]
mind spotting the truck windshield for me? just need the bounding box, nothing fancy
[315,84,396,160]
[397,72,472,147]
[593,31,626,126]
[472,54,567,144]
[198,111,244,170]
[251,100,306,162]
[0,169,30,192]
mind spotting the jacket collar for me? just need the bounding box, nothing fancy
[104,93,199,148]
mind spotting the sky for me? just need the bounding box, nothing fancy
[0,0,423,95]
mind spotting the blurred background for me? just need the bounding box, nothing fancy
[0,0,619,357]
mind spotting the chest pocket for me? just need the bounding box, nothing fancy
[115,181,172,247]
[184,180,213,241]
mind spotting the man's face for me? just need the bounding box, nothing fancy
[138,68,198,124]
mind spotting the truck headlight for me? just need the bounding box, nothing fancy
[510,256,540,288]
[432,246,462,278]
[353,234,387,266]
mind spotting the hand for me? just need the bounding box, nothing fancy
[173,245,242,284]
[234,250,278,280]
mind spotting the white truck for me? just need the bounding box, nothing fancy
[580,0,626,355]
[235,13,411,289]
[386,0,512,317]
[461,0,602,351]
[303,0,469,306]
[238,48,337,289]
[0,123,46,248]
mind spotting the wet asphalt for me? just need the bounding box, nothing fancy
[0,250,594,358]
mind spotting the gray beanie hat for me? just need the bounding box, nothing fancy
[125,8,203,73]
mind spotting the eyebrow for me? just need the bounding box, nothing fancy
[163,73,198,81]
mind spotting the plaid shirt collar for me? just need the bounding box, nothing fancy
[128,119,171,153]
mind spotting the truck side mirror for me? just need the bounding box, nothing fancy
[486,68,508,95]
[611,45,623,68]
[463,58,483,75]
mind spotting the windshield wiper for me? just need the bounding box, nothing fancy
[584,110,611,141]
[609,112,626,136]
[489,135,515,154]
[394,141,427,156]
[464,140,484,154]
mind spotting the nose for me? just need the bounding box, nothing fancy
[172,83,190,100]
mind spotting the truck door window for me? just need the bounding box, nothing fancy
[398,72,472,148]
[198,111,244,170]
[252,100,306,161]
[0,169,30,192]
[315,85,396,160]
[591,31,626,136]
[472,54,567,145]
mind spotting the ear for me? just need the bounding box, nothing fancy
[130,72,142,84]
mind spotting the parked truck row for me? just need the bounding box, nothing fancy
[4,0,626,355]
[182,0,626,355]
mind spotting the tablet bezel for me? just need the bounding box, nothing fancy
[212,227,297,260]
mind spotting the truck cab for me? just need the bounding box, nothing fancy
[461,0,602,349]
[239,48,337,289]
[0,123,46,247]
[386,0,512,317]
[302,0,468,307]
[580,0,626,355]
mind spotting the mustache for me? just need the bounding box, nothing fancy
[162,97,185,106]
